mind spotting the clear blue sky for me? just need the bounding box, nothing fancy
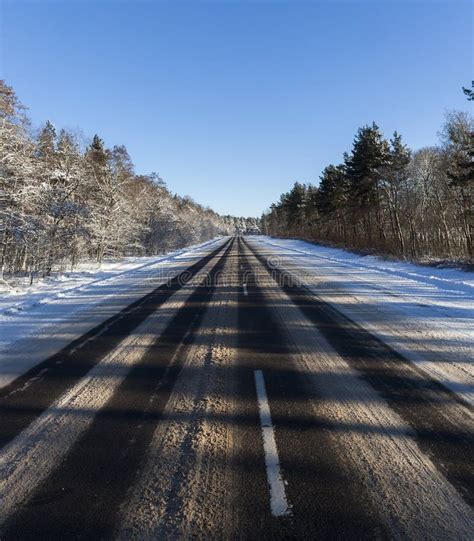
[1,0,472,217]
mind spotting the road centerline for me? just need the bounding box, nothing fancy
[254,369,292,518]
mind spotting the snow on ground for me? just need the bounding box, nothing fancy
[247,236,474,407]
[0,237,226,389]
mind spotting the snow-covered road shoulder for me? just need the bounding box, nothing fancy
[247,236,474,407]
[0,237,226,389]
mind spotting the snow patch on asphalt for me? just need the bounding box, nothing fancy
[268,279,474,539]
[248,236,474,406]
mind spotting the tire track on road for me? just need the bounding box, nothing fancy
[0,239,230,450]
[1,239,234,539]
[244,237,474,508]
[232,237,387,539]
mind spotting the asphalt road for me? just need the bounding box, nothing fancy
[0,236,472,540]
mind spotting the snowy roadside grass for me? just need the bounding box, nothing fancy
[257,236,474,296]
[0,239,222,318]
[0,237,224,382]
[0,254,196,317]
[0,256,167,316]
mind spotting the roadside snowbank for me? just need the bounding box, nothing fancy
[248,236,474,406]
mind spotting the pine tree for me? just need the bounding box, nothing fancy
[37,120,56,160]
[85,135,113,262]
[317,164,348,241]
[281,182,307,235]
[345,123,389,247]
[444,113,474,259]
[462,81,474,101]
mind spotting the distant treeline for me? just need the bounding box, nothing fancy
[262,97,473,262]
[0,80,256,282]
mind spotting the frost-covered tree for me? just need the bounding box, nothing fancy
[0,80,34,280]
[0,80,234,283]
